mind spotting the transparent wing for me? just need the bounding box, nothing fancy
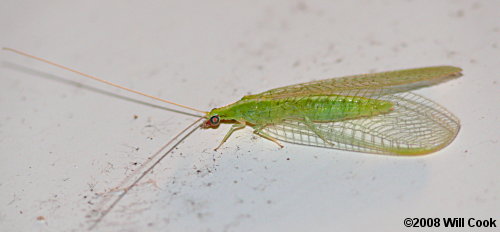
[259,92,460,155]
[245,66,462,99]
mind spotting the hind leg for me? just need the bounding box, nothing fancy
[303,117,335,146]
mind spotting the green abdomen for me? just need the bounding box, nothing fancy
[215,95,394,124]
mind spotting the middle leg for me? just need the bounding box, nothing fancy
[253,125,284,148]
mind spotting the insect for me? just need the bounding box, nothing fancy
[4,47,461,228]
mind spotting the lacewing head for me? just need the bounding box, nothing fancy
[202,114,220,128]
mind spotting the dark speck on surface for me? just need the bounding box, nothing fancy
[296,2,307,11]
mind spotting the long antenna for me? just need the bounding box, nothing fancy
[3,47,208,114]
[88,117,203,230]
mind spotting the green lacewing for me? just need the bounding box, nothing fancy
[205,66,461,155]
[4,47,461,227]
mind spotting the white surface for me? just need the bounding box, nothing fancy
[1,0,499,231]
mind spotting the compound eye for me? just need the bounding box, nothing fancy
[209,115,220,125]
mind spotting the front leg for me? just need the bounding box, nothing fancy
[214,123,246,151]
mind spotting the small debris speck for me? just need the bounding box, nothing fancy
[296,2,308,11]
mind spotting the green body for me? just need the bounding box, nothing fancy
[205,66,461,155]
[210,95,393,125]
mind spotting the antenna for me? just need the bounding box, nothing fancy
[3,47,208,114]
